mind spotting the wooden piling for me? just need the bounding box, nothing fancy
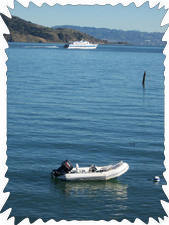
[142,71,146,88]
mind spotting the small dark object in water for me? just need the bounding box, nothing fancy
[142,71,146,88]
[153,176,160,182]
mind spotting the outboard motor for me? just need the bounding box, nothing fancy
[51,160,73,178]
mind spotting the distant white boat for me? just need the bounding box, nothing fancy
[51,160,129,181]
[64,40,98,49]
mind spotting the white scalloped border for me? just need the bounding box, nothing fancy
[0,0,169,225]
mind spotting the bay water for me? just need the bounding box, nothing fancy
[4,43,167,223]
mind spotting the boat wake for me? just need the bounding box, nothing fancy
[24,46,59,49]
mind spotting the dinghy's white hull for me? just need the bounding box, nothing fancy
[55,161,129,181]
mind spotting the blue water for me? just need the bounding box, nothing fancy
[5,43,167,223]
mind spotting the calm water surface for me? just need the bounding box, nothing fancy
[5,43,167,223]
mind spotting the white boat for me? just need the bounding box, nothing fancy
[51,160,129,181]
[64,40,98,49]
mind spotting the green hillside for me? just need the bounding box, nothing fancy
[2,15,107,44]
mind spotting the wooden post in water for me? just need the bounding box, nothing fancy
[142,71,146,88]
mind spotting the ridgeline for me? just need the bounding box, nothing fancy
[53,25,165,46]
[2,15,107,44]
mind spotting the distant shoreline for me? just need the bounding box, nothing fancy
[7,40,130,45]
[7,42,165,48]
[2,15,165,47]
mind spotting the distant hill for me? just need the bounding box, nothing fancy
[2,15,165,46]
[53,25,165,46]
[2,15,107,44]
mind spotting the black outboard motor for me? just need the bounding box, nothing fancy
[51,160,73,178]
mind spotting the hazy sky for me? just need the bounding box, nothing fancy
[9,2,167,32]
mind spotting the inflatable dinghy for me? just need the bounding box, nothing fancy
[51,160,129,181]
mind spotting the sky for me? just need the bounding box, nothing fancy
[9,2,167,33]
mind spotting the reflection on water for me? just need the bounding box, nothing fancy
[52,179,128,201]
[49,179,129,221]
